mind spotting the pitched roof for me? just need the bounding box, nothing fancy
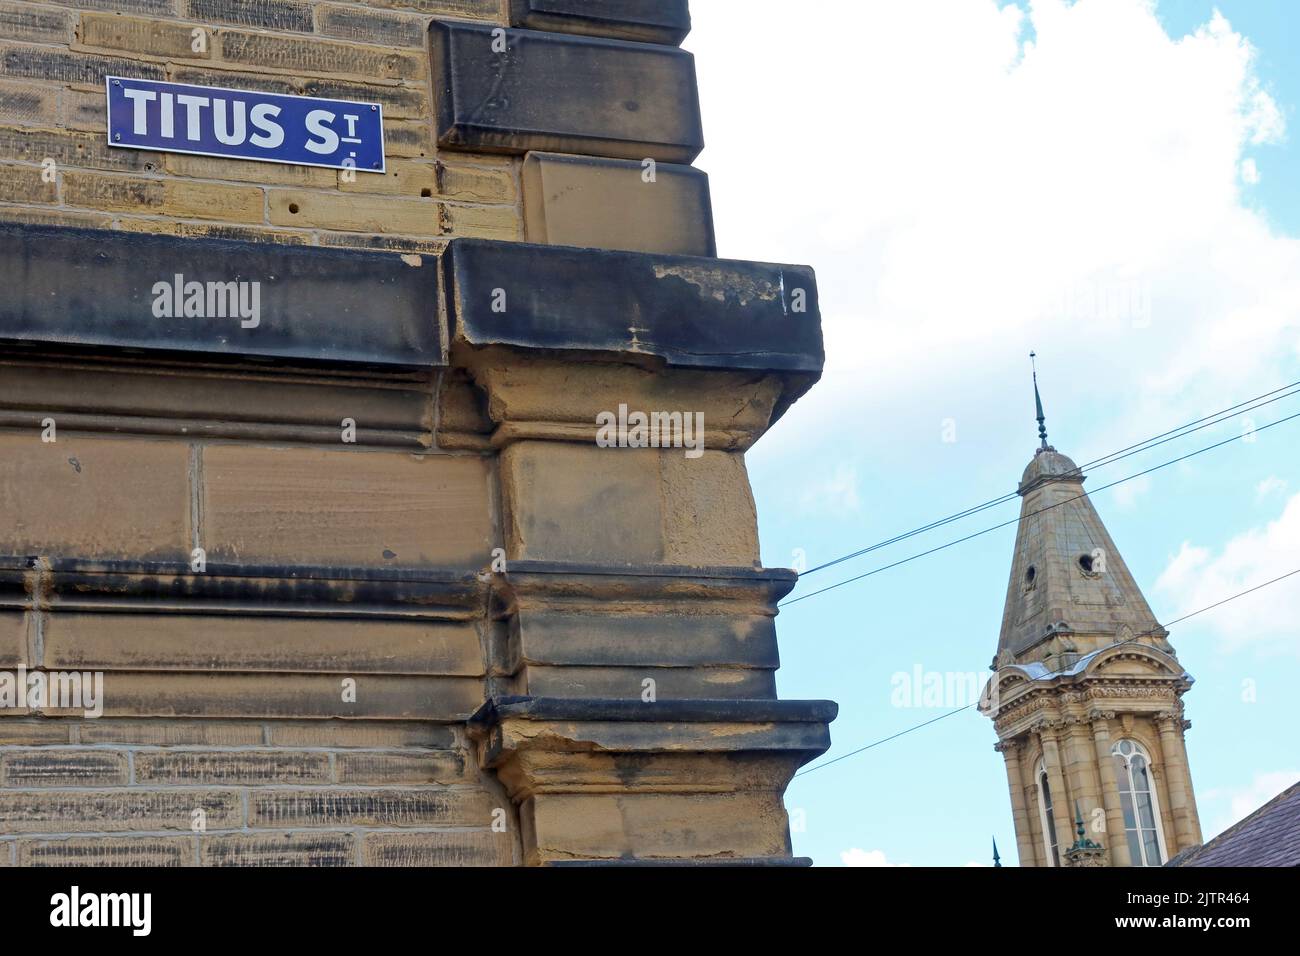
[1167,780,1300,867]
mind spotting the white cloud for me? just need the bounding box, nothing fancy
[840,847,910,867]
[1202,769,1300,839]
[1256,475,1287,499]
[1155,492,1300,654]
[688,0,1300,459]
[799,462,862,514]
[1241,157,1260,184]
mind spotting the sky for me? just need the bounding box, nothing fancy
[685,0,1300,866]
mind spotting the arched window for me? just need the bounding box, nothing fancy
[1035,760,1060,867]
[1112,739,1167,866]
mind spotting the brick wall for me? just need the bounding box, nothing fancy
[0,0,520,252]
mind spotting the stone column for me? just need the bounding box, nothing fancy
[1157,711,1201,853]
[1038,724,1076,861]
[996,739,1036,867]
[1090,712,1131,867]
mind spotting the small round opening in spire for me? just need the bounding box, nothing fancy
[1025,565,1036,585]
[1078,554,1095,573]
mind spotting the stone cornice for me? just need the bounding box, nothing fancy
[444,239,823,375]
[0,555,484,622]
[0,223,445,370]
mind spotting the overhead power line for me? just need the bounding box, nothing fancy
[781,406,1300,608]
[792,565,1300,779]
[800,378,1300,578]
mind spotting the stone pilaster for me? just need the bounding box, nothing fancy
[1089,712,1132,867]
[1157,710,1202,853]
[996,739,1036,867]
[1037,725,1076,861]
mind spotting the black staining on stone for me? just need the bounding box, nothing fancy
[0,223,446,369]
[430,20,704,163]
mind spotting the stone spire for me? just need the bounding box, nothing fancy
[993,368,1167,669]
[983,365,1202,867]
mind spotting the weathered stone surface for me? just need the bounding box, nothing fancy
[0,751,128,787]
[43,615,482,676]
[431,20,703,162]
[134,751,331,785]
[508,0,691,45]
[523,151,714,256]
[363,830,512,866]
[248,788,493,828]
[0,613,25,669]
[0,357,429,445]
[0,125,155,171]
[368,0,499,18]
[500,442,662,563]
[0,81,60,126]
[435,158,516,203]
[496,443,760,565]
[316,4,427,46]
[0,790,240,833]
[334,750,474,785]
[444,238,822,375]
[268,189,440,232]
[527,792,790,862]
[513,611,779,668]
[62,172,263,222]
[94,673,483,720]
[522,664,776,700]
[0,719,70,746]
[79,720,265,747]
[0,165,55,205]
[0,224,446,368]
[18,836,191,867]
[0,44,164,86]
[0,434,190,561]
[0,3,72,44]
[79,13,211,60]
[201,832,353,867]
[201,446,493,569]
[184,0,315,32]
[269,720,457,749]
[219,30,425,81]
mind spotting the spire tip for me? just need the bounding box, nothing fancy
[1031,352,1049,451]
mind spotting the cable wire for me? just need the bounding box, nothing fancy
[792,565,1300,779]
[782,406,1300,607]
[801,379,1300,577]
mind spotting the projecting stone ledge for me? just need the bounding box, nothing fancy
[444,239,823,374]
[468,696,836,866]
[0,223,444,369]
[508,0,692,45]
[431,20,704,162]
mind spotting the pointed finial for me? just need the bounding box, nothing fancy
[992,836,1002,868]
[1030,351,1049,451]
[1074,800,1087,841]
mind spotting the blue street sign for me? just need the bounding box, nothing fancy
[106,76,386,173]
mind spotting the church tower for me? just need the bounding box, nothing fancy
[983,361,1202,866]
